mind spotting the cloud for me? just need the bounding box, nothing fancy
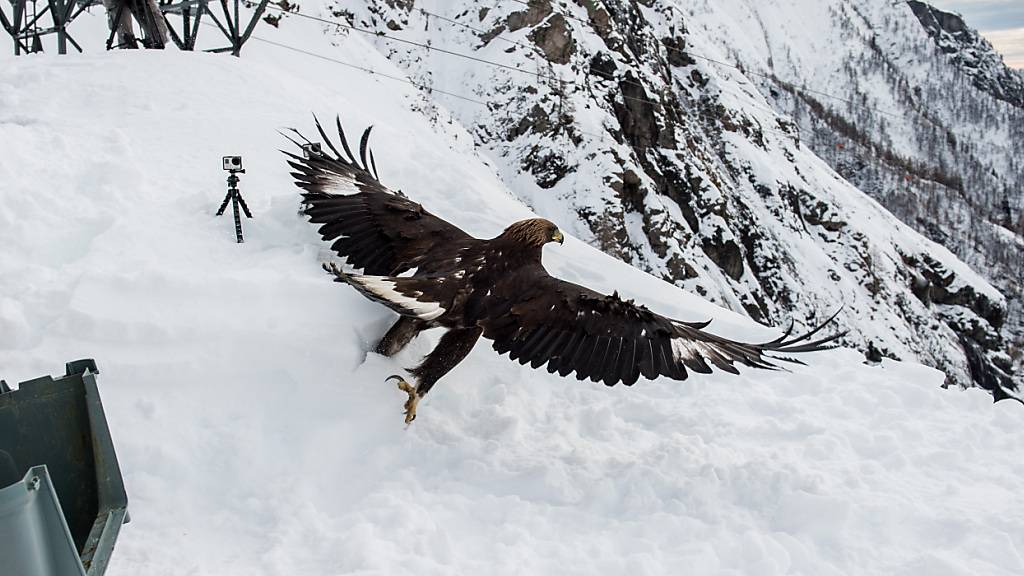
[980,27,1024,69]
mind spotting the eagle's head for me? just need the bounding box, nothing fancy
[502,218,564,247]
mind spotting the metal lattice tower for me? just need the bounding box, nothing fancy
[1,0,267,55]
[0,0,96,54]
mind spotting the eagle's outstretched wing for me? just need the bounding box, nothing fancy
[475,269,844,387]
[284,117,472,276]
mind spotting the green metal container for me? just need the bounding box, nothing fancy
[0,360,129,576]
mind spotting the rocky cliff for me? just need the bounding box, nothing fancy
[907,0,1024,109]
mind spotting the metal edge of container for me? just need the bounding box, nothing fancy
[68,361,130,576]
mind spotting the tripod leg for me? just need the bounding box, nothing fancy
[232,195,244,243]
[216,191,232,216]
[236,193,253,218]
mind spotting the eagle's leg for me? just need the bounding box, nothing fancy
[391,377,420,425]
[374,317,427,357]
[387,326,483,424]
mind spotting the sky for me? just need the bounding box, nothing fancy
[930,1,1024,68]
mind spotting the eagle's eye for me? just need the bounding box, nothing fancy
[551,229,564,244]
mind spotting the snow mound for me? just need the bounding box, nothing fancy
[0,35,1022,576]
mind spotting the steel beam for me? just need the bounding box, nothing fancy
[45,0,65,53]
[13,0,25,54]
[236,0,265,48]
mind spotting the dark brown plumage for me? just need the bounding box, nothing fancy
[284,117,844,423]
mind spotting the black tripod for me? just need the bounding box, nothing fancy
[217,170,252,243]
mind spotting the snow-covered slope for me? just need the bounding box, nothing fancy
[1,22,1023,576]
[335,0,1017,395]
[684,0,1024,386]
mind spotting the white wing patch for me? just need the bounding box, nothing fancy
[671,337,702,362]
[322,171,362,196]
[350,275,446,321]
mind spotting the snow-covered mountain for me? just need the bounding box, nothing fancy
[2,3,1024,575]
[686,0,1024,392]
[331,0,1020,397]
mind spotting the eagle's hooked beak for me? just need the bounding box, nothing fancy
[552,229,564,245]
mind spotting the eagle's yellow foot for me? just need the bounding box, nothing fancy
[387,375,419,425]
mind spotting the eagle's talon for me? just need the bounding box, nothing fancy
[387,375,420,425]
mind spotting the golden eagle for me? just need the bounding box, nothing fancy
[284,118,843,424]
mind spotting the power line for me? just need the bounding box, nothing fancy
[260,3,637,104]
[232,24,799,147]
[203,23,489,105]
[233,33,612,140]
[247,1,566,84]
[254,2,799,140]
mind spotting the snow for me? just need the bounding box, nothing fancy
[1,12,1023,576]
